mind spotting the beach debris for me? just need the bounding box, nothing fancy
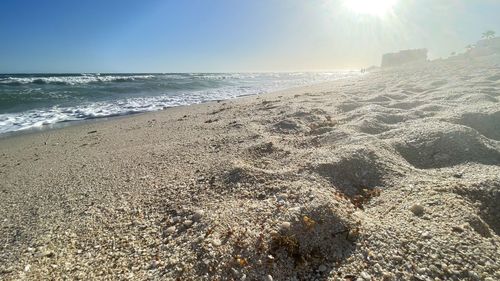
[302,215,316,230]
[148,260,159,270]
[39,250,55,258]
[166,226,176,235]
[280,221,291,230]
[347,227,360,242]
[192,209,205,221]
[270,233,301,263]
[421,231,432,239]
[211,238,222,246]
[235,256,248,267]
[351,188,381,209]
[410,204,425,216]
[205,118,219,124]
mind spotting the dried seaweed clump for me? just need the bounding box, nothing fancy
[269,200,359,273]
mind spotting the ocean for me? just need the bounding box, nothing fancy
[0,72,358,134]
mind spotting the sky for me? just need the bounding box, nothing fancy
[0,0,499,73]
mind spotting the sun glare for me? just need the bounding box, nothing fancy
[344,0,398,16]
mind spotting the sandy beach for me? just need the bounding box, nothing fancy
[1,56,500,280]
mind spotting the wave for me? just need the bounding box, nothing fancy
[0,71,361,134]
[0,87,257,134]
[0,74,155,86]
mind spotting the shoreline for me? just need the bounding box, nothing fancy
[1,58,499,280]
[0,77,364,140]
[0,71,361,137]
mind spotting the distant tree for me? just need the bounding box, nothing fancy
[450,51,456,56]
[482,30,496,39]
[465,44,475,51]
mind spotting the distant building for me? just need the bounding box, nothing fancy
[469,37,500,57]
[381,49,428,68]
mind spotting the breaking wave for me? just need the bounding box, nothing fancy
[0,74,155,86]
[0,71,360,134]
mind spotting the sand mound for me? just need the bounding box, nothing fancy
[454,111,500,141]
[243,141,293,170]
[486,74,500,81]
[343,111,408,135]
[336,101,362,112]
[308,128,357,147]
[310,145,404,196]
[245,141,289,159]
[416,104,448,112]
[429,79,448,87]
[390,122,500,169]
[363,95,392,103]
[222,164,283,187]
[289,109,329,123]
[387,101,426,110]
[350,117,393,134]
[455,181,500,236]
[271,119,306,134]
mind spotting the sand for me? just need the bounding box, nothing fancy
[1,56,500,280]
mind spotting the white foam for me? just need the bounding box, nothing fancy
[0,74,155,85]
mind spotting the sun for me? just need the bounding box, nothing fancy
[344,0,398,16]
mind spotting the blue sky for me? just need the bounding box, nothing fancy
[0,0,499,73]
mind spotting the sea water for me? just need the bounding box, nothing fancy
[0,72,358,134]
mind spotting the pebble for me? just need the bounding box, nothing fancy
[421,231,431,239]
[468,271,480,279]
[149,260,159,270]
[318,264,327,272]
[1,266,14,274]
[183,220,193,227]
[166,226,176,235]
[192,210,204,221]
[393,255,403,262]
[429,265,439,273]
[347,228,360,242]
[265,274,273,281]
[280,221,291,230]
[410,204,425,216]
[212,238,222,246]
[382,271,394,279]
[360,271,371,280]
